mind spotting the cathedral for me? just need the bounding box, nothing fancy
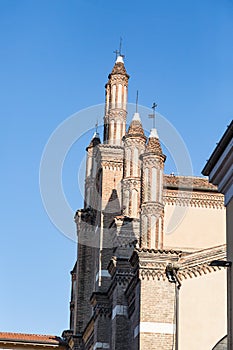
[66,55,227,350]
[0,56,227,350]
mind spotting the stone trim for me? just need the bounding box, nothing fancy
[93,342,110,350]
[112,305,128,320]
[133,322,175,338]
[95,270,111,282]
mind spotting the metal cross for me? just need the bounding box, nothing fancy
[113,49,120,60]
[113,37,125,60]
[148,102,157,129]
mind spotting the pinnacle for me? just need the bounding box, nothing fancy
[127,112,145,137]
[146,132,163,155]
[86,131,101,149]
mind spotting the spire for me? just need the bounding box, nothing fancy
[86,130,101,150]
[127,112,145,137]
[110,38,128,78]
[109,58,129,78]
[126,92,145,137]
[146,128,165,158]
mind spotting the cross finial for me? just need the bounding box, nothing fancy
[113,49,120,60]
[148,102,158,129]
[113,37,125,60]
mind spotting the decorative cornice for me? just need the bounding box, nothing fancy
[164,188,225,209]
[90,292,111,319]
[98,143,124,151]
[129,245,226,282]
[101,160,123,171]
[176,244,227,280]
[106,108,127,120]
[122,178,141,190]
[141,202,164,215]
[124,137,147,147]
[141,156,164,168]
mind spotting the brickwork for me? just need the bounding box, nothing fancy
[68,56,227,350]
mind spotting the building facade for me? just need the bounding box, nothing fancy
[67,56,227,350]
[203,120,233,350]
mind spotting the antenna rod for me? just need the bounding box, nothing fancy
[136,90,139,113]
[95,119,98,133]
[119,37,122,56]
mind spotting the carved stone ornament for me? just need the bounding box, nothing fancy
[142,156,164,168]
[109,75,129,85]
[101,160,123,171]
[122,178,141,190]
[124,137,146,148]
[141,202,164,215]
[106,108,127,120]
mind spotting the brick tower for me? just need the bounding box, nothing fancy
[66,55,227,350]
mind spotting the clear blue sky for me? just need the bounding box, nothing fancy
[0,0,232,336]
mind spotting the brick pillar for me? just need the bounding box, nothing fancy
[108,251,134,350]
[122,112,146,219]
[129,249,180,350]
[91,293,111,350]
[73,212,96,335]
[140,129,166,250]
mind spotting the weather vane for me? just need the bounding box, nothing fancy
[113,37,125,60]
[148,102,157,129]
